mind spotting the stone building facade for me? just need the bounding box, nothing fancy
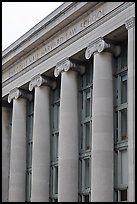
[2,2,135,202]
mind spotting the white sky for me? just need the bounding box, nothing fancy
[2,2,64,51]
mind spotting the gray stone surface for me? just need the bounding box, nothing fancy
[126,17,135,202]
[2,2,135,202]
[2,106,11,202]
[91,52,113,202]
[31,86,50,202]
[58,70,79,202]
[8,98,26,202]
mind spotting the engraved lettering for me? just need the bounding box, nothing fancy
[7,7,105,79]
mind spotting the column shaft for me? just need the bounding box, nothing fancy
[91,52,113,201]
[8,98,27,202]
[2,106,11,202]
[127,22,135,202]
[31,86,50,202]
[58,70,79,202]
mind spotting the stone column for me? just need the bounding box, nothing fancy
[85,38,120,202]
[54,59,85,202]
[29,74,56,202]
[2,102,11,202]
[8,88,31,202]
[125,17,135,202]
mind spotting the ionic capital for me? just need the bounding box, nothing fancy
[8,88,32,103]
[54,58,85,77]
[125,17,135,30]
[85,37,121,59]
[29,74,56,91]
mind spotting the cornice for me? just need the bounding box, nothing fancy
[2,2,134,88]
[2,2,95,67]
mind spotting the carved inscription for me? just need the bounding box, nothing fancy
[8,7,105,79]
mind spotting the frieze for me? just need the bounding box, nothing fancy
[2,2,127,84]
[7,6,105,79]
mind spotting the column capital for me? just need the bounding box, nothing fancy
[29,74,56,91]
[85,37,121,60]
[8,88,32,103]
[54,58,85,77]
[125,17,135,30]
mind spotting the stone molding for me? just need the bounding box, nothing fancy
[85,37,121,59]
[54,58,85,77]
[8,88,32,103]
[29,74,56,91]
[125,17,135,30]
[2,2,133,89]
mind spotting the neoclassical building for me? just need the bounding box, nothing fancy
[2,2,135,202]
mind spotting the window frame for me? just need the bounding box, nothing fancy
[25,99,34,202]
[78,62,93,202]
[113,40,128,202]
[50,79,60,202]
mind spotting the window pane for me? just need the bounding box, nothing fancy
[26,170,31,202]
[115,112,118,142]
[53,104,59,130]
[55,133,59,160]
[84,194,89,202]
[28,142,32,168]
[121,190,127,201]
[113,76,118,107]
[86,67,90,86]
[121,75,127,104]
[78,194,82,202]
[52,133,59,161]
[114,151,118,186]
[80,124,84,150]
[85,122,90,150]
[81,92,83,117]
[54,198,58,202]
[121,109,127,140]
[79,160,82,190]
[55,166,58,194]
[85,89,90,117]
[85,158,90,189]
[121,150,128,185]
[114,190,118,202]
[121,42,127,69]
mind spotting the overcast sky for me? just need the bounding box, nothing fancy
[2,2,64,51]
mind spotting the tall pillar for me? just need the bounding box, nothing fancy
[2,102,11,202]
[8,88,30,202]
[125,17,135,202]
[54,59,85,202]
[29,74,55,202]
[85,38,120,202]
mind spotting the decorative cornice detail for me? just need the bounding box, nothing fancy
[3,3,133,89]
[29,74,56,91]
[125,17,135,30]
[85,37,121,59]
[54,58,85,77]
[8,88,32,103]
